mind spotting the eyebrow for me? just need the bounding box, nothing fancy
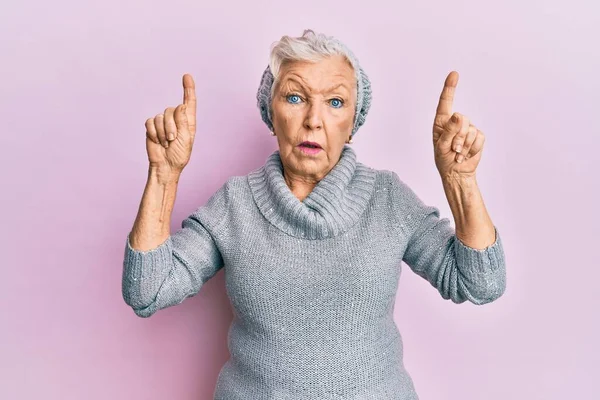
[283,78,350,94]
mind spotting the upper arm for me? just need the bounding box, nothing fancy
[390,172,458,294]
[390,171,506,304]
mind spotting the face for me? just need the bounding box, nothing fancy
[271,55,357,183]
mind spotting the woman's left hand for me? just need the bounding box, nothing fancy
[432,71,485,179]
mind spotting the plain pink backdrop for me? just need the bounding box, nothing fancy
[1,0,598,399]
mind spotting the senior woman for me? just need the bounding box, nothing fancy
[122,30,506,399]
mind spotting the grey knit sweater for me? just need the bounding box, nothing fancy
[122,145,506,399]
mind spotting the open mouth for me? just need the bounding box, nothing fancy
[298,141,322,149]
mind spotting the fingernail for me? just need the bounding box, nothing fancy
[455,144,462,153]
[451,114,458,123]
[164,141,169,148]
[457,154,464,163]
[168,133,175,141]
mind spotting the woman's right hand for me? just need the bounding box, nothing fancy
[145,74,197,174]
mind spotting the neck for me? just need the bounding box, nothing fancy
[283,171,320,202]
[247,145,377,240]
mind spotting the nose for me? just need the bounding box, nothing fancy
[303,102,323,131]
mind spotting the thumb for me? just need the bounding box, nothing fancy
[439,112,461,147]
[446,112,462,131]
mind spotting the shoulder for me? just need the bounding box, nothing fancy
[352,160,424,199]
[374,168,419,197]
[209,174,248,202]
[356,161,402,186]
[352,161,396,186]
[370,167,438,217]
[189,175,248,232]
[369,166,408,192]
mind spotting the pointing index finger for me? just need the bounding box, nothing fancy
[436,71,459,117]
[182,73,196,111]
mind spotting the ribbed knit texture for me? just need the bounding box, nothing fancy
[122,145,506,399]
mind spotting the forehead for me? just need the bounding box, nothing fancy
[277,55,356,92]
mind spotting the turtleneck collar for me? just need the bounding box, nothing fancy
[247,145,377,240]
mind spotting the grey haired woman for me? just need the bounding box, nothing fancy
[122,29,506,399]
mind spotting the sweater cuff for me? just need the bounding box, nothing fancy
[123,233,174,281]
[454,226,505,274]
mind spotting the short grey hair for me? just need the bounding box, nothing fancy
[256,29,372,138]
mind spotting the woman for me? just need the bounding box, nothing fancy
[122,30,506,399]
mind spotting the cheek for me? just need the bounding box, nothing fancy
[343,111,354,128]
[276,106,303,128]
[329,108,354,130]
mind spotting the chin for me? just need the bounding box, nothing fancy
[293,154,322,171]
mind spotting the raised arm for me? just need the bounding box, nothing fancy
[122,73,227,318]
[396,70,507,304]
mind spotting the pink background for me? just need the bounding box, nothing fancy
[2,0,598,399]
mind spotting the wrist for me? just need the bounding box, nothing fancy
[148,164,182,185]
[441,173,480,226]
[441,172,477,188]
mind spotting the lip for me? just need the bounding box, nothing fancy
[298,141,322,149]
[297,141,323,155]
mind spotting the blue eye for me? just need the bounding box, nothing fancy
[287,95,302,104]
[330,98,343,108]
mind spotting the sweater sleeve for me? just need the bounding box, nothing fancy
[391,172,506,305]
[121,179,230,318]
